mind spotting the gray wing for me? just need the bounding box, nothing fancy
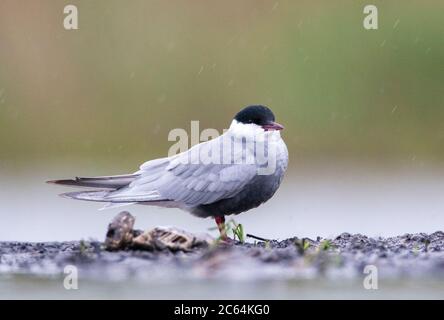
[105,136,258,206]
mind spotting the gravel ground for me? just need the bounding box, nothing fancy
[1,231,444,282]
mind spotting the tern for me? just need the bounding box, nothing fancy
[48,105,288,240]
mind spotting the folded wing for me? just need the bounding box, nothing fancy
[105,136,258,206]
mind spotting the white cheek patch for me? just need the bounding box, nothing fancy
[228,120,262,140]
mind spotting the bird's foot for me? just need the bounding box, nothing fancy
[218,235,236,246]
[214,216,235,245]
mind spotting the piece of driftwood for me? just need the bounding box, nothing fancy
[104,211,137,250]
[105,211,213,251]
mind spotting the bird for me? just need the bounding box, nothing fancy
[48,105,288,240]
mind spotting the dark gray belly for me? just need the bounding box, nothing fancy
[190,167,285,218]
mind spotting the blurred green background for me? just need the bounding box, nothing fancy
[1,0,444,171]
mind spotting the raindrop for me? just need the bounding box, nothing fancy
[271,2,279,12]
[167,41,176,52]
[157,94,166,104]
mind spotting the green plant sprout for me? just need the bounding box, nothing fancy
[319,239,333,251]
[231,220,245,243]
[294,238,311,255]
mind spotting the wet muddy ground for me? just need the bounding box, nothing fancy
[1,231,444,281]
[1,212,444,299]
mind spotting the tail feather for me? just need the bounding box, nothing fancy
[99,202,136,210]
[51,173,171,208]
[60,190,113,202]
[47,174,139,189]
[60,189,163,203]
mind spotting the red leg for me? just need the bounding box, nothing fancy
[215,216,227,240]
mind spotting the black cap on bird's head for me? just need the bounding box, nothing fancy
[234,105,284,131]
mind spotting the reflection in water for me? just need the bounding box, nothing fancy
[1,276,444,299]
